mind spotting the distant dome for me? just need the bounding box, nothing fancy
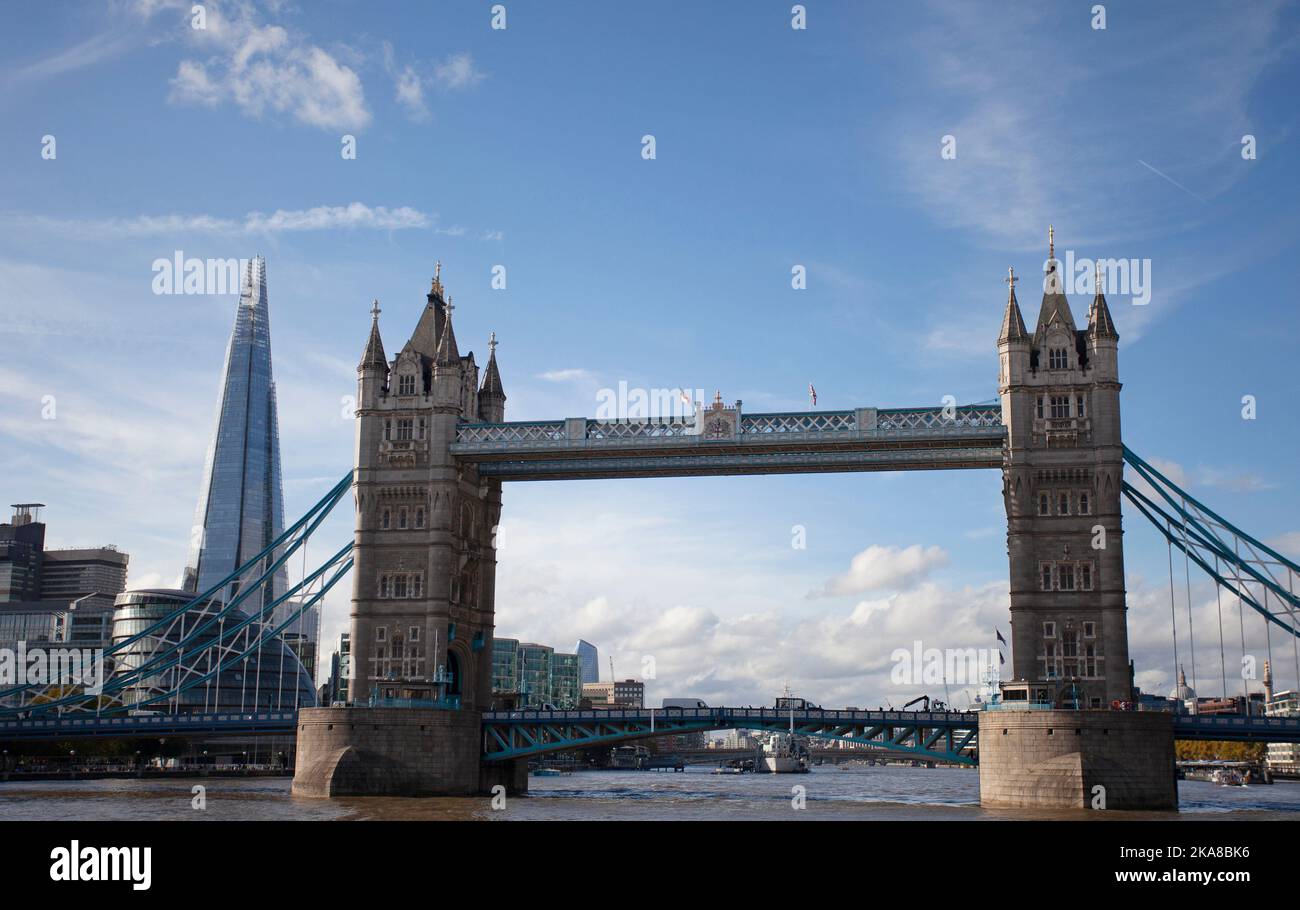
[1169,666,1196,701]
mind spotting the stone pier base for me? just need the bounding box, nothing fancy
[291,707,529,798]
[978,710,1177,810]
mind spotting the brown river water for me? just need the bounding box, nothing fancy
[3,765,1299,821]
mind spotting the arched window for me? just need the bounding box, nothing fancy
[1079,492,1090,514]
[381,509,390,529]
[415,508,425,528]
[398,508,408,530]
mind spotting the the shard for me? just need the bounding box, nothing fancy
[182,255,287,611]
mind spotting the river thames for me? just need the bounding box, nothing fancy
[3,765,1299,821]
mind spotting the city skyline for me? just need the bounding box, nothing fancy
[1,1,1298,710]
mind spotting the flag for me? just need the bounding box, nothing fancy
[996,628,1007,645]
[999,650,1005,666]
[808,383,817,406]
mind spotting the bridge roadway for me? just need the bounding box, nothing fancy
[4,707,1300,760]
[448,406,1006,480]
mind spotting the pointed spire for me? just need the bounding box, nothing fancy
[435,294,460,365]
[1035,224,1076,335]
[480,331,506,400]
[359,299,387,371]
[431,260,444,299]
[999,266,1029,343]
[1088,261,1119,339]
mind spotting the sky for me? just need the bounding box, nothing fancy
[1,0,1298,709]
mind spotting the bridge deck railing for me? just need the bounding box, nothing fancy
[454,406,1005,451]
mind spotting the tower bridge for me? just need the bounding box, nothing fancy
[5,235,1299,811]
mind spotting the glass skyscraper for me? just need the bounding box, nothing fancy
[182,255,287,613]
[576,639,599,684]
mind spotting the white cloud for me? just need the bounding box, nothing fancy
[143,0,371,130]
[816,544,949,597]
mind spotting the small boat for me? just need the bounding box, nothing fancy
[532,767,568,777]
[711,765,744,775]
[1211,769,1247,787]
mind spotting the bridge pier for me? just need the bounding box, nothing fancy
[977,710,1176,811]
[291,707,527,798]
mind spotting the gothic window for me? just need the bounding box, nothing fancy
[396,418,413,441]
[379,575,391,598]
[1050,395,1070,419]
[1036,396,1044,419]
[1083,621,1096,638]
[384,419,392,441]
[1062,630,1078,658]
[1043,643,1060,679]
[1039,493,1050,516]
[1043,621,1056,638]
[1058,493,1070,515]
[398,374,416,396]
[410,626,420,642]
[381,509,390,530]
[1080,563,1093,591]
[1048,348,1068,370]
[412,574,423,598]
[1079,492,1090,515]
[415,508,425,528]
[376,626,387,642]
[398,508,408,530]
[1059,564,1076,591]
[1076,394,1086,418]
[1085,645,1097,677]
[418,418,426,440]
[1041,564,1053,591]
[394,575,408,598]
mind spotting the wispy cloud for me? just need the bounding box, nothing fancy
[382,44,485,122]
[3,203,439,238]
[433,52,485,91]
[538,369,594,382]
[2,28,139,89]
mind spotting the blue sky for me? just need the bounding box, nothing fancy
[1,0,1298,707]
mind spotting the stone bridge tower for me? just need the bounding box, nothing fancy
[350,266,505,711]
[998,229,1132,707]
[294,267,519,798]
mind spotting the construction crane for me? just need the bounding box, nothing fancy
[902,695,948,712]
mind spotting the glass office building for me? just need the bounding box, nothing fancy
[490,637,583,708]
[111,589,315,712]
[575,639,599,684]
[183,256,287,613]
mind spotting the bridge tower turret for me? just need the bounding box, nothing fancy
[347,268,499,715]
[998,229,1132,708]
